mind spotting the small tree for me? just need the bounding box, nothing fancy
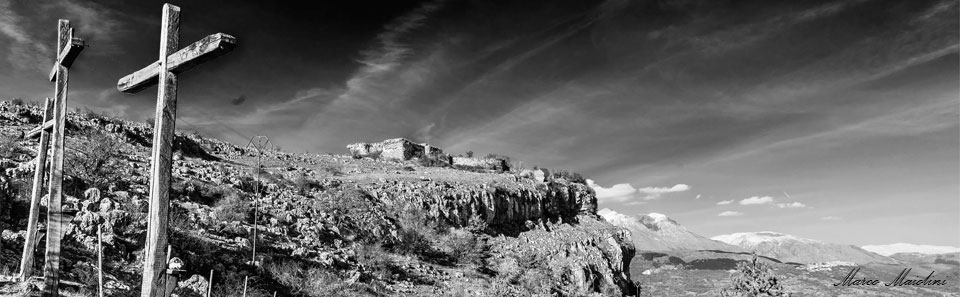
[721,254,787,297]
[465,151,474,158]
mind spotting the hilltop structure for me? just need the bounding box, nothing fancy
[347,138,510,171]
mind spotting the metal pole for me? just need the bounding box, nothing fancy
[252,149,260,265]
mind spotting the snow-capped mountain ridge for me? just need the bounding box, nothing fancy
[712,231,897,264]
[861,243,960,256]
[598,208,742,252]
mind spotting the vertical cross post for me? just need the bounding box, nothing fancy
[141,4,179,297]
[18,97,54,281]
[115,5,235,294]
[41,19,84,297]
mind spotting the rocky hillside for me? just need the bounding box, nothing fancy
[0,100,638,296]
[711,231,897,265]
[598,209,740,253]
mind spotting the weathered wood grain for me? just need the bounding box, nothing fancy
[47,35,85,82]
[139,4,179,297]
[117,33,236,93]
[41,19,72,297]
[18,97,53,281]
[25,119,55,139]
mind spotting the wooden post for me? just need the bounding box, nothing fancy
[241,276,248,297]
[207,270,214,297]
[140,5,179,296]
[42,19,85,297]
[18,97,54,281]
[98,225,104,297]
[115,4,235,297]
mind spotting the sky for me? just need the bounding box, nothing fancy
[1,0,957,246]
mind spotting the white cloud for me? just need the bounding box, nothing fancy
[636,184,691,200]
[587,180,691,202]
[739,196,775,205]
[821,216,841,221]
[717,200,734,205]
[695,194,702,199]
[718,211,744,217]
[776,202,807,208]
[587,179,636,202]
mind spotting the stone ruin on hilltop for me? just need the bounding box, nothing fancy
[347,138,510,171]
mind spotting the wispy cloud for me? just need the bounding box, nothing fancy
[718,211,744,217]
[717,200,734,205]
[637,184,691,200]
[821,216,842,221]
[739,196,775,205]
[776,202,807,209]
[54,0,126,55]
[0,1,50,72]
[587,180,691,202]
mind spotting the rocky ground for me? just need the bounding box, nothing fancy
[0,100,638,297]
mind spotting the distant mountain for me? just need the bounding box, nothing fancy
[861,243,960,256]
[598,208,741,252]
[711,231,897,265]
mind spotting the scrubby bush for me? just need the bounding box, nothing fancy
[212,190,248,222]
[0,135,22,159]
[720,254,787,297]
[267,259,386,297]
[64,130,124,191]
[292,174,322,195]
[551,170,586,184]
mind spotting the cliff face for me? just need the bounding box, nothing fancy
[361,180,598,230]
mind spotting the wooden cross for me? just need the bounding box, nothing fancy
[17,97,53,282]
[39,19,85,297]
[115,4,236,297]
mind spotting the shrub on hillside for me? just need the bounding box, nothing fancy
[720,254,788,297]
[267,259,386,297]
[64,130,124,191]
[212,190,248,222]
[0,135,22,159]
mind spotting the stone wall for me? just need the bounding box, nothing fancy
[347,138,446,161]
[451,157,509,171]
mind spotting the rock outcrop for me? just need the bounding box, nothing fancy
[489,216,638,296]
[361,180,598,230]
[451,156,509,171]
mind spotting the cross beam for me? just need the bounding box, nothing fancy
[116,4,236,297]
[25,119,56,138]
[47,38,85,82]
[117,33,236,93]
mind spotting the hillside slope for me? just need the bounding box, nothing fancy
[0,100,638,296]
[712,232,897,265]
[598,208,740,253]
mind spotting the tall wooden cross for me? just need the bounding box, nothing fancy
[115,4,236,297]
[35,19,85,297]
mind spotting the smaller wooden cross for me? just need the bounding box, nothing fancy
[115,4,236,297]
[17,97,53,281]
[40,19,85,297]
